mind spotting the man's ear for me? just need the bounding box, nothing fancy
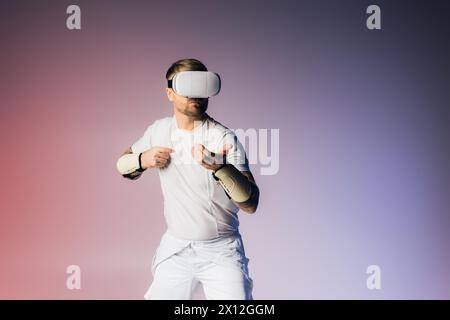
[166,88,174,102]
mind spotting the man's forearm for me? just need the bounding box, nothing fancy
[235,182,259,214]
[213,166,260,214]
[117,146,173,180]
[117,148,145,180]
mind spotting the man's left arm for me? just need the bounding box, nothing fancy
[193,144,260,214]
[234,170,260,214]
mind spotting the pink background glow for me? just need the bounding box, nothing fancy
[1,0,449,299]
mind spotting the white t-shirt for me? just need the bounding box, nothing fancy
[131,115,250,241]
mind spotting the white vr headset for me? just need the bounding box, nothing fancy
[167,71,221,98]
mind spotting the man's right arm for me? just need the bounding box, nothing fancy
[117,147,173,180]
[117,147,144,180]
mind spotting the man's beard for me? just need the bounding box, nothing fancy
[182,99,209,117]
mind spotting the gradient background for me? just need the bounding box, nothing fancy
[1,0,449,299]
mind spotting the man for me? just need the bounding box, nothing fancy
[116,58,259,300]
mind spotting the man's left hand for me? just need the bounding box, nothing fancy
[192,144,232,171]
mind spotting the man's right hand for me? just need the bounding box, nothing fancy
[141,147,173,169]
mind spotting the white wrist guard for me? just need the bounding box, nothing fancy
[117,153,145,176]
[213,164,252,203]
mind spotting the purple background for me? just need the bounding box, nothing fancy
[1,0,449,299]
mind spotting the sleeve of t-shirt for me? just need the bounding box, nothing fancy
[131,124,153,154]
[222,131,250,172]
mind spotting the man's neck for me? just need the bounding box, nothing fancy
[174,111,207,131]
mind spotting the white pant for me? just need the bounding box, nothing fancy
[144,232,253,300]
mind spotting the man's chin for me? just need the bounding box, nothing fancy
[184,105,208,117]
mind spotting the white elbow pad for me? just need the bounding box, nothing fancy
[213,164,252,203]
[117,153,144,175]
